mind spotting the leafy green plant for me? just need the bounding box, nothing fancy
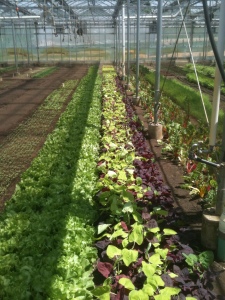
[32,67,58,78]
[0,79,79,201]
[92,65,215,300]
[139,65,224,135]
[0,66,102,299]
[136,65,220,203]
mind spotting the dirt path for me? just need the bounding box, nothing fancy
[0,64,91,210]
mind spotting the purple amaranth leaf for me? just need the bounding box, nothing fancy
[142,211,151,221]
[145,218,158,228]
[161,274,174,287]
[121,221,129,232]
[95,239,111,250]
[97,261,114,278]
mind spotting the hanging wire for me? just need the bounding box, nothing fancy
[177,0,209,125]
[160,1,191,96]
[160,0,209,126]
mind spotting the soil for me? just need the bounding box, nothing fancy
[0,64,224,298]
[0,64,91,210]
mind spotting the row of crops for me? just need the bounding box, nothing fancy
[0,66,102,299]
[0,78,79,200]
[0,64,218,299]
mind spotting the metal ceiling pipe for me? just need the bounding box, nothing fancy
[0,16,40,19]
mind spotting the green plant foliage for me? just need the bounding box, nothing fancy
[140,65,224,134]
[118,278,135,290]
[32,66,58,78]
[93,65,215,300]
[129,290,149,300]
[122,249,139,266]
[137,65,219,205]
[0,66,102,299]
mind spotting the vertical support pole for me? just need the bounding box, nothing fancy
[214,0,225,217]
[11,21,18,73]
[154,0,162,124]
[60,30,63,62]
[135,0,140,99]
[190,20,194,60]
[105,22,107,61]
[127,0,130,87]
[34,21,40,64]
[115,19,118,70]
[209,0,225,150]
[25,21,30,66]
[118,15,121,74]
[114,20,116,65]
[44,28,48,62]
[122,4,126,80]
[0,26,3,62]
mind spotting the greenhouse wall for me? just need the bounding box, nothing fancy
[0,18,219,65]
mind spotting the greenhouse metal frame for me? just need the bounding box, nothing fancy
[0,0,222,65]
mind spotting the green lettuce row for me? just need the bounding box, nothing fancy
[0,66,102,299]
[0,79,78,199]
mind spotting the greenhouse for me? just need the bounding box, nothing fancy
[0,0,225,299]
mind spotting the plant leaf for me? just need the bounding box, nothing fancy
[119,278,135,290]
[149,253,163,265]
[142,283,157,296]
[198,251,214,269]
[122,248,138,266]
[106,245,121,259]
[129,223,143,245]
[97,262,113,278]
[142,261,156,277]
[155,248,168,259]
[128,290,149,300]
[97,224,111,235]
[163,228,177,235]
[92,286,110,300]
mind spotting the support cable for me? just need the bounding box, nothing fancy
[177,0,209,125]
[160,0,209,126]
[160,1,190,97]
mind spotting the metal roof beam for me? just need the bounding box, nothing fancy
[52,0,78,20]
[0,0,34,15]
[112,0,124,19]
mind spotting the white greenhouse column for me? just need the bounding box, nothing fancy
[118,16,121,73]
[122,4,126,80]
[154,0,162,124]
[209,1,225,148]
[127,0,130,87]
[135,0,140,99]
[115,20,118,70]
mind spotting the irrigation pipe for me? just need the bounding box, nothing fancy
[177,0,209,126]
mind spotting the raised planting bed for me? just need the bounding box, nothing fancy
[0,65,102,299]
[92,66,216,300]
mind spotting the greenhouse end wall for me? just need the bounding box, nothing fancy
[0,19,218,65]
